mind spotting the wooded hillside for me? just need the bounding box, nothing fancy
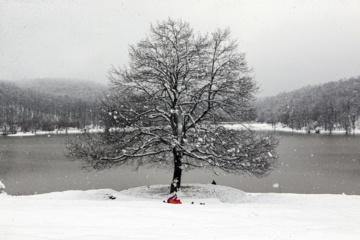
[0,78,107,134]
[256,76,360,133]
[3,76,359,134]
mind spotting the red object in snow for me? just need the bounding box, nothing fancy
[167,194,182,204]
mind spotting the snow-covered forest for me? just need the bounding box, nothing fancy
[0,78,253,136]
[3,76,360,136]
[0,78,106,134]
[256,76,360,133]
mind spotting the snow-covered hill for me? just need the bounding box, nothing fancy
[1,184,360,239]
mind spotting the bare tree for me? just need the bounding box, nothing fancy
[67,19,278,193]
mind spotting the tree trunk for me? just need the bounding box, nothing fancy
[170,148,183,194]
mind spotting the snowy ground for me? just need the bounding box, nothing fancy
[1,184,360,240]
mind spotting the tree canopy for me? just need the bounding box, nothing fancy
[67,19,278,193]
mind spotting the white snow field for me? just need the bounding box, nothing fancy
[1,184,360,240]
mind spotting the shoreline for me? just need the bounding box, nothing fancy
[223,122,360,136]
[2,123,360,137]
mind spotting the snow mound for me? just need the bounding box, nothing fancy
[177,184,249,203]
[25,184,249,203]
[119,184,249,203]
[26,189,120,201]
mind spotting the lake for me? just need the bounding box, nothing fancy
[0,133,360,195]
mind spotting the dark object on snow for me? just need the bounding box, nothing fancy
[315,129,320,134]
[212,180,217,185]
[104,194,116,200]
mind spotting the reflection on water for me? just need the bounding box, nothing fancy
[0,133,359,195]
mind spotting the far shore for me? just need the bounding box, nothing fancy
[2,122,359,137]
[223,122,360,135]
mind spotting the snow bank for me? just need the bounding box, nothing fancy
[5,127,103,137]
[118,184,248,203]
[223,122,308,133]
[6,132,36,137]
[1,184,360,240]
[24,184,248,203]
[224,122,360,135]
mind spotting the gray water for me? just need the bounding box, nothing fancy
[0,133,360,195]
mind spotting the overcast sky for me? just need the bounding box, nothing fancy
[1,0,360,96]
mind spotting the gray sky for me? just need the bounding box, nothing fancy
[1,0,360,96]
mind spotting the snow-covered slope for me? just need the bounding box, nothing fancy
[1,184,360,239]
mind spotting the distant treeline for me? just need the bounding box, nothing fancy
[256,76,360,134]
[4,76,359,135]
[0,77,254,135]
[0,78,107,134]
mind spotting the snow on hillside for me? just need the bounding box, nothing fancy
[1,184,360,239]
